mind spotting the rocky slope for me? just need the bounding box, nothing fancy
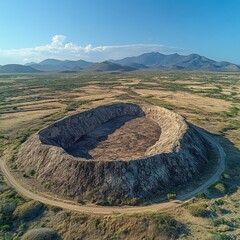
[17,103,209,204]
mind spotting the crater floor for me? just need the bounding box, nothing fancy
[66,116,161,161]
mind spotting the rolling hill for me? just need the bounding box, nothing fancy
[85,61,136,72]
[0,64,42,73]
[27,59,93,72]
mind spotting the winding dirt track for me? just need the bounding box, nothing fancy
[0,128,225,214]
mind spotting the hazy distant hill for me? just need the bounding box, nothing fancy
[1,52,240,73]
[112,52,240,71]
[39,59,66,66]
[127,63,148,69]
[86,61,136,72]
[24,62,37,66]
[0,64,42,73]
[28,59,93,72]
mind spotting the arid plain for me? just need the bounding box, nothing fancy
[0,71,240,239]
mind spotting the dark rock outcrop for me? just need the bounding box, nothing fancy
[17,103,209,204]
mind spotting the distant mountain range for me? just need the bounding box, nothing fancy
[112,52,240,71]
[0,52,240,73]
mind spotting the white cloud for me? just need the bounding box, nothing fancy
[0,35,189,64]
[51,35,66,47]
[84,44,93,53]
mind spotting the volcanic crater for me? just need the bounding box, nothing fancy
[18,103,209,205]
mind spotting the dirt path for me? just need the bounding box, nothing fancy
[0,129,225,214]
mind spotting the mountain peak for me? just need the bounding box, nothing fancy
[39,59,64,66]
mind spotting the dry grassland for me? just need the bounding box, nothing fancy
[0,71,239,239]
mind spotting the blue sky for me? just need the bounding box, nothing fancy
[0,0,239,64]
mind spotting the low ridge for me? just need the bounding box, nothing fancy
[86,61,136,72]
[0,64,42,73]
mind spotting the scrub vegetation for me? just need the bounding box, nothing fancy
[0,71,240,239]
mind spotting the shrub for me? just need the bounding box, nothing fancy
[28,168,36,176]
[0,224,10,232]
[22,228,60,240]
[0,135,7,139]
[120,196,141,206]
[13,201,44,221]
[220,173,230,180]
[13,135,28,150]
[127,197,140,206]
[188,204,210,217]
[196,192,207,199]
[0,202,17,215]
[211,217,233,227]
[0,189,25,206]
[47,205,62,212]
[167,193,176,201]
[212,232,233,240]
[24,168,36,178]
[18,223,26,231]
[215,199,225,206]
[107,196,114,205]
[76,196,85,205]
[150,212,185,238]
[65,103,77,111]
[214,182,227,194]
[17,135,28,144]
[95,218,101,228]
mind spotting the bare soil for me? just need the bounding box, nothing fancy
[66,116,161,161]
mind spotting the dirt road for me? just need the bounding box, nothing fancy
[0,129,225,214]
